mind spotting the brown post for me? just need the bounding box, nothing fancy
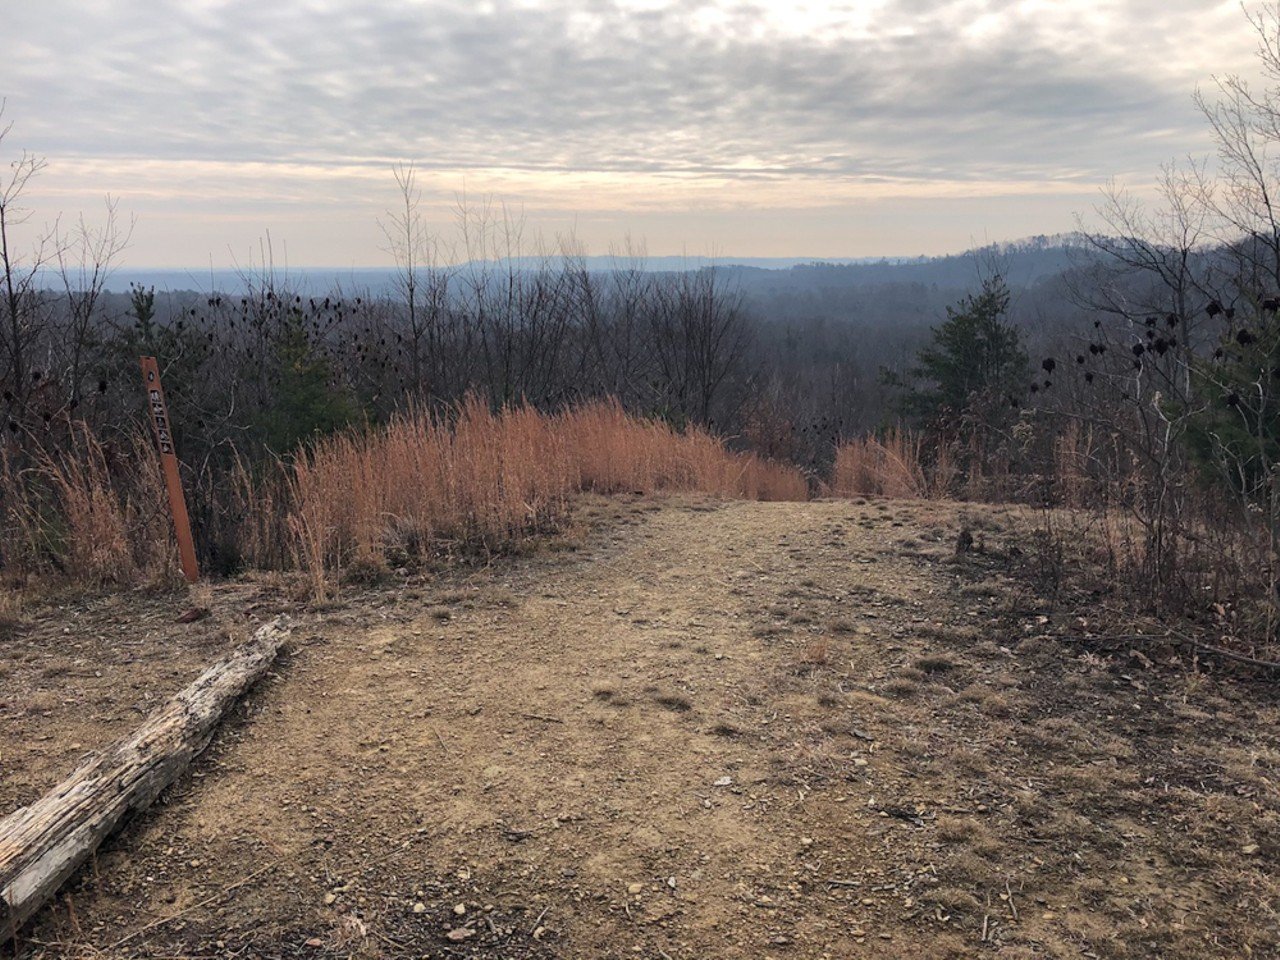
[139,357,199,582]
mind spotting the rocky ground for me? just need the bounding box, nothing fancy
[3,495,1278,958]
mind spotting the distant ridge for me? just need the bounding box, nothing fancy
[87,235,1086,293]
[96,257,916,294]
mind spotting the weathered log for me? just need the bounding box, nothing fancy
[1,616,291,934]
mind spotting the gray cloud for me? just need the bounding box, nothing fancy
[0,1,1259,263]
[4,0,1242,177]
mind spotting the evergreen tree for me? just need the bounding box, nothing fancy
[888,275,1028,427]
[1185,310,1280,500]
[254,307,358,453]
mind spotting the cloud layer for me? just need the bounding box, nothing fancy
[1,0,1258,265]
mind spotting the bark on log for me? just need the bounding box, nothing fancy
[0,616,291,934]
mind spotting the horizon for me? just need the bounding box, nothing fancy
[60,236,1087,293]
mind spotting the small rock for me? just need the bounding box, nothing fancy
[323,893,337,905]
[412,902,426,914]
[454,903,467,915]
[627,883,644,895]
[713,776,733,787]
[1243,843,1260,855]
[446,927,475,942]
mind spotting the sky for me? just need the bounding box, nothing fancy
[0,0,1263,268]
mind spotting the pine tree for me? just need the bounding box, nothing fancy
[1185,310,1280,500]
[889,275,1028,428]
[255,307,358,452]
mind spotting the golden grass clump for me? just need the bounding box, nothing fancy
[1,425,177,588]
[559,400,808,501]
[832,429,932,499]
[287,398,808,591]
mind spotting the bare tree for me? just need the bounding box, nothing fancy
[649,266,751,425]
[379,163,452,399]
[0,111,57,418]
[55,197,134,414]
[1195,2,1280,288]
[1075,163,1217,376]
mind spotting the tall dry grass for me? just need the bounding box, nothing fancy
[832,425,1097,504]
[831,424,1278,650]
[287,397,808,594]
[0,426,178,588]
[1,399,807,598]
[831,429,934,499]
[563,400,808,501]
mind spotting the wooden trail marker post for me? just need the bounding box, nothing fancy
[140,357,199,582]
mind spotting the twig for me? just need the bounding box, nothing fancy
[529,904,550,934]
[1047,630,1280,671]
[521,713,564,724]
[1184,641,1280,670]
[1004,878,1019,922]
[111,863,275,948]
[372,930,409,951]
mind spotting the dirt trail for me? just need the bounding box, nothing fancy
[9,498,1280,958]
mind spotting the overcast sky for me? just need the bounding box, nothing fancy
[0,0,1261,267]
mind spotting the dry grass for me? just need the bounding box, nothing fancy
[287,397,806,595]
[0,587,22,641]
[2,398,805,597]
[564,399,808,501]
[832,424,1100,505]
[832,423,1278,651]
[1,426,177,589]
[831,428,932,499]
[799,638,832,667]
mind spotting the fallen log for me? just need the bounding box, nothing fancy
[1,616,292,935]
